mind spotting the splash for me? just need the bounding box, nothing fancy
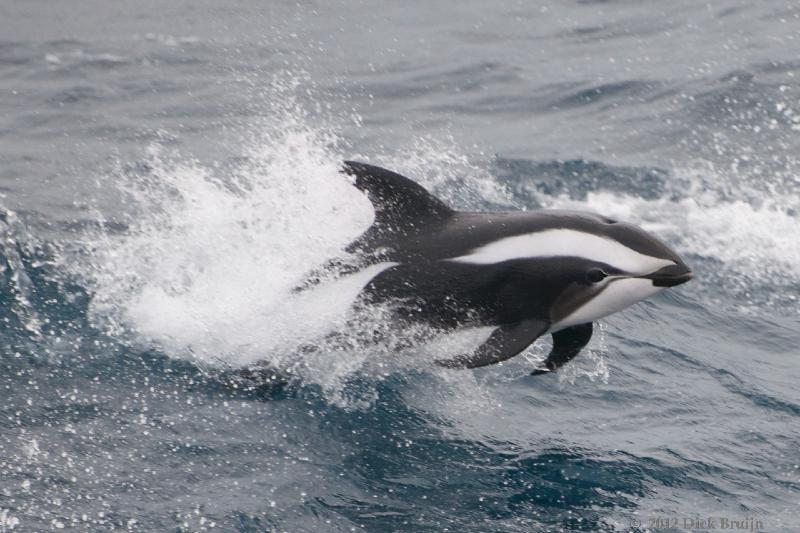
[69,81,379,376]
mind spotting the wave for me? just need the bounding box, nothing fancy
[0,74,794,408]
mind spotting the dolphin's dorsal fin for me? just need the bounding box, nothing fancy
[342,161,454,234]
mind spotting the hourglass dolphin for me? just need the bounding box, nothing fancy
[332,161,692,374]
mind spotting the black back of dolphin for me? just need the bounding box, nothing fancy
[341,161,594,374]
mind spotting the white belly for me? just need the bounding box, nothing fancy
[551,277,663,332]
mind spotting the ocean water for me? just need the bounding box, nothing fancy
[1,1,799,531]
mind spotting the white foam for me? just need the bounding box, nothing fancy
[71,88,383,376]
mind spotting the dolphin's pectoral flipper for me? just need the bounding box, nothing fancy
[531,322,593,375]
[437,318,549,369]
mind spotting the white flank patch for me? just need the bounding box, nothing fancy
[420,325,497,360]
[449,229,674,275]
[321,261,400,312]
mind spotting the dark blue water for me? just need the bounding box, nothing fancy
[1,1,799,531]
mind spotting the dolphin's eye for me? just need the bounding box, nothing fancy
[586,268,607,283]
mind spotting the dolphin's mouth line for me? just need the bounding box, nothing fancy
[640,264,693,287]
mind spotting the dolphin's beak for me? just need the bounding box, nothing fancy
[641,263,693,287]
